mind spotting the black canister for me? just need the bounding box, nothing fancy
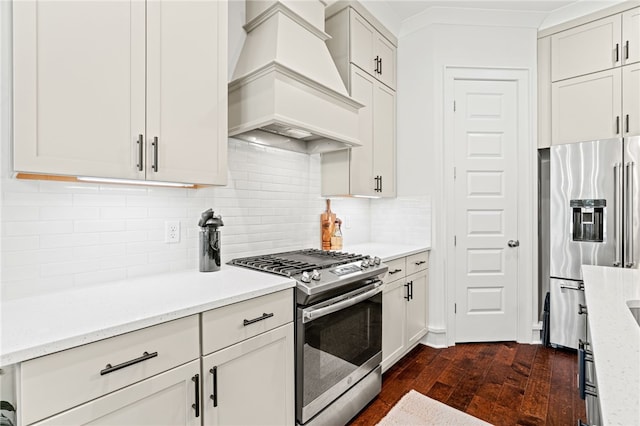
[198,209,224,272]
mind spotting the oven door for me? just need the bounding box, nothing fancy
[296,280,383,424]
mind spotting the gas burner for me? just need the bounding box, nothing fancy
[228,249,366,277]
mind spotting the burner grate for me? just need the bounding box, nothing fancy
[228,249,366,277]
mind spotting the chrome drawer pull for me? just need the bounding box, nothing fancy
[388,269,403,275]
[243,312,274,326]
[100,351,158,375]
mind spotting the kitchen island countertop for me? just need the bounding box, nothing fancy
[582,265,640,426]
[0,266,295,367]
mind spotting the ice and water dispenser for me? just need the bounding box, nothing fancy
[570,199,605,242]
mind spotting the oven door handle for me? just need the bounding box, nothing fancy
[302,283,382,323]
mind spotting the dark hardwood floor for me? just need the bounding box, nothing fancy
[350,342,585,426]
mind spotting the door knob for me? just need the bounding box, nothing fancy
[507,240,520,247]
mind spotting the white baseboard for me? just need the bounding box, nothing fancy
[423,326,448,348]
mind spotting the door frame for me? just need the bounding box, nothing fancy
[443,66,535,345]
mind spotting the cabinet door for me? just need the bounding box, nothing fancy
[350,10,377,78]
[623,63,640,136]
[382,279,407,372]
[32,361,200,426]
[13,0,145,179]
[373,83,396,197]
[551,14,622,82]
[146,0,227,185]
[406,270,428,347]
[349,66,376,196]
[623,7,640,65]
[375,34,396,90]
[552,68,622,145]
[202,323,294,426]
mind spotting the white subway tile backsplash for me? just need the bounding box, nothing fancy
[100,207,148,219]
[2,139,431,300]
[2,236,39,251]
[40,206,99,220]
[3,206,40,221]
[73,194,127,207]
[74,220,126,233]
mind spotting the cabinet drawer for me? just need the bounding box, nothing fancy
[21,315,199,425]
[202,289,293,355]
[381,258,406,284]
[406,252,429,275]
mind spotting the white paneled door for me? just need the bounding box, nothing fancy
[453,79,519,342]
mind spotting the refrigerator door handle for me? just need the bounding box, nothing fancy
[626,161,635,268]
[614,162,622,267]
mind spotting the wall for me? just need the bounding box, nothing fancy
[397,12,539,345]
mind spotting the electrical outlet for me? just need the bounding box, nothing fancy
[165,221,180,243]
[343,215,351,229]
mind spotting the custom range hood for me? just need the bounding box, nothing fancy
[229,0,363,154]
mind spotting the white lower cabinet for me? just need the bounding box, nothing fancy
[32,360,201,426]
[202,323,295,426]
[18,290,296,425]
[381,252,429,372]
[382,278,408,369]
[406,270,428,347]
[200,289,295,426]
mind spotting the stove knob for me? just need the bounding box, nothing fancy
[373,256,381,265]
[301,271,312,283]
[361,259,370,268]
[311,269,321,281]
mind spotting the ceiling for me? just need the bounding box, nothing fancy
[386,1,579,22]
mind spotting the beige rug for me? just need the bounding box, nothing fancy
[377,390,493,426]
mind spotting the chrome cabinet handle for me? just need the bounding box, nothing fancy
[152,136,159,172]
[614,163,622,266]
[507,240,519,247]
[136,134,144,171]
[243,312,274,326]
[100,351,158,375]
[388,268,402,275]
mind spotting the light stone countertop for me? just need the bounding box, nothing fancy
[0,265,295,367]
[581,265,640,426]
[343,242,430,262]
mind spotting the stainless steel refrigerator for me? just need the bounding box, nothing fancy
[549,136,639,349]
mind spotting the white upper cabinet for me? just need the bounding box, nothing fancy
[552,68,622,144]
[623,63,640,136]
[13,1,146,180]
[13,0,227,185]
[350,10,396,90]
[623,7,640,65]
[145,1,227,185]
[551,14,622,82]
[321,3,397,197]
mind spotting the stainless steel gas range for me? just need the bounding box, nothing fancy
[229,249,387,426]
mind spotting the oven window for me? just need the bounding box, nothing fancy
[302,292,382,407]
